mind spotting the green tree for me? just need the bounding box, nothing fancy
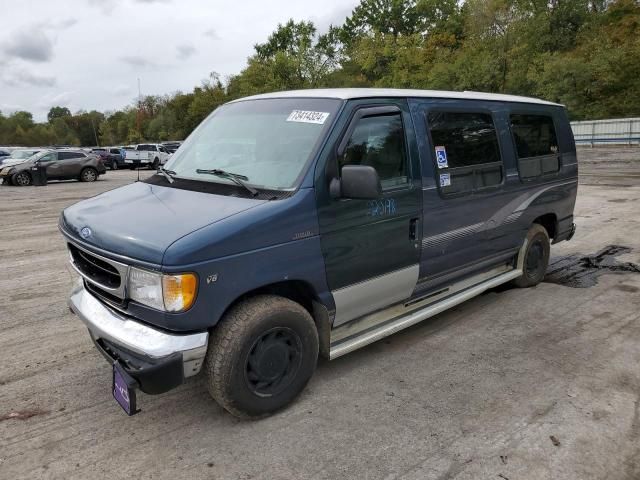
[47,106,72,123]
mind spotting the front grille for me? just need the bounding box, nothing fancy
[85,280,125,308]
[69,243,121,289]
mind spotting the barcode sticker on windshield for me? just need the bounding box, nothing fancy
[287,110,330,124]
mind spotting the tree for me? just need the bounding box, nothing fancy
[47,106,71,123]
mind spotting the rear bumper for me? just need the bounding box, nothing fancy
[68,281,208,394]
[553,222,577,244]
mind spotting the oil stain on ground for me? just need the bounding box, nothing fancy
[545,245,640,288]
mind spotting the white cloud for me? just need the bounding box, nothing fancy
[176,44,196,60]
[2,68,57,87]
[2,0,360,121]
[37,91,74,110]
[3,29,54,62]
[203,28,219,39]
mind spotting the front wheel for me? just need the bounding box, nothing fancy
[12,171,32,186]
[205,295,319,419]
[151,158,159,170]
[111,161,118,170]
[512,223,550,288]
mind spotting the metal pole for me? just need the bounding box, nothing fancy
[591,122,596,148]
[91,117,99,147]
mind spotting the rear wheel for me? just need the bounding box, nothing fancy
[513,223,550,288]
[151,158,159,170]
[111,161,118,170]
[80,167,98,182]
[12,171,32,186]
[205,295,319,419]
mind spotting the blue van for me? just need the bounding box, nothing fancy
[62,89,577,418]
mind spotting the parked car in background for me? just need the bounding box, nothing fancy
[0,148,41,167]
[124,143,171,169]
[0,149,106,186]
[91,147,125,170]
[0,148,11,158]
[161,141,182,153]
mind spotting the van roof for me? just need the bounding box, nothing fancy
[235,88,562,107]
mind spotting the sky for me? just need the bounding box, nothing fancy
[0,0,358,121]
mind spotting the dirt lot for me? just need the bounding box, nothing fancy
[1,149,640,480]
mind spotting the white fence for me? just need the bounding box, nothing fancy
[571,117,640,146]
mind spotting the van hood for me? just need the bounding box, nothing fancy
[61,181,267,265]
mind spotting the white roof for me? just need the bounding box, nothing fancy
[235,88,562,107]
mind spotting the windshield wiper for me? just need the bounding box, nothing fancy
[195,168,258,196]
[158,167,176,184]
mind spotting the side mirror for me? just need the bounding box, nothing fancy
[331,165,382,200]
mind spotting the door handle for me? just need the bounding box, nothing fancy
[409,217,419,241]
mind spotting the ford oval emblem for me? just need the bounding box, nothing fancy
[80,227,92,239]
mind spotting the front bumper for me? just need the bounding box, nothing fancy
[68,281,208,394]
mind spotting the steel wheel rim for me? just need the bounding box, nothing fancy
[244,327,302,397]
[525,239,544,279]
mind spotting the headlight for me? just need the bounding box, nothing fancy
[128,267,197,312]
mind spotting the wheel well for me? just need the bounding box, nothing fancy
[231,280,318,317]
[533,213,557,239]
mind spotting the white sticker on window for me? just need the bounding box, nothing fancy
[435,146,448,169]
[286,110,330,124]
[440,173,451,187]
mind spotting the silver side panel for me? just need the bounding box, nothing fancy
[329,265,522,359]
[332,264,420,328]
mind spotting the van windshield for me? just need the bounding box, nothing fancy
[165,98,341,190]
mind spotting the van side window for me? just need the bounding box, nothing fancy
[510,114,559,179]
[339,113,408,189]
[427,111,503,195]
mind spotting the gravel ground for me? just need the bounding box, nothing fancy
[1,151,639,480]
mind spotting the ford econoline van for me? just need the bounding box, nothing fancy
[62,89,577,418]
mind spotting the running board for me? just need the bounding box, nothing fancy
[329,267,522,359]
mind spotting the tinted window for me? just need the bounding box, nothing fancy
[510,114,560,179]
[339,113,407,189]
[511,114,558,158]
[60,152,84,159]
[427,111,502,194]
[39,152,57,162]
[427,112,500,167]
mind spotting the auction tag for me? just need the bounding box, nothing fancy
[435,146,448,169]
[113,362,139,416]
[440,173,451,187]
[286,110,330,124]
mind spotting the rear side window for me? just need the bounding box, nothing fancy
[340,113,408,189]
[427,111,503,195]
[510,114,560,179]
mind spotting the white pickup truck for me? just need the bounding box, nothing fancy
[124,144,171,169]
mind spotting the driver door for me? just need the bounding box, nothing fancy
[37,152,59,178]
[316,99,422,327]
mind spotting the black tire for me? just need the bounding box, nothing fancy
[512,223,550,288]
[12,171,32,186]
[111,161,118,170]
[205,295,319,419]
[80,167,98,182]
[129,165,136,170]
[151,158,159,170]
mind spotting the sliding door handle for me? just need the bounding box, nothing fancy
[409,217,419,241]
